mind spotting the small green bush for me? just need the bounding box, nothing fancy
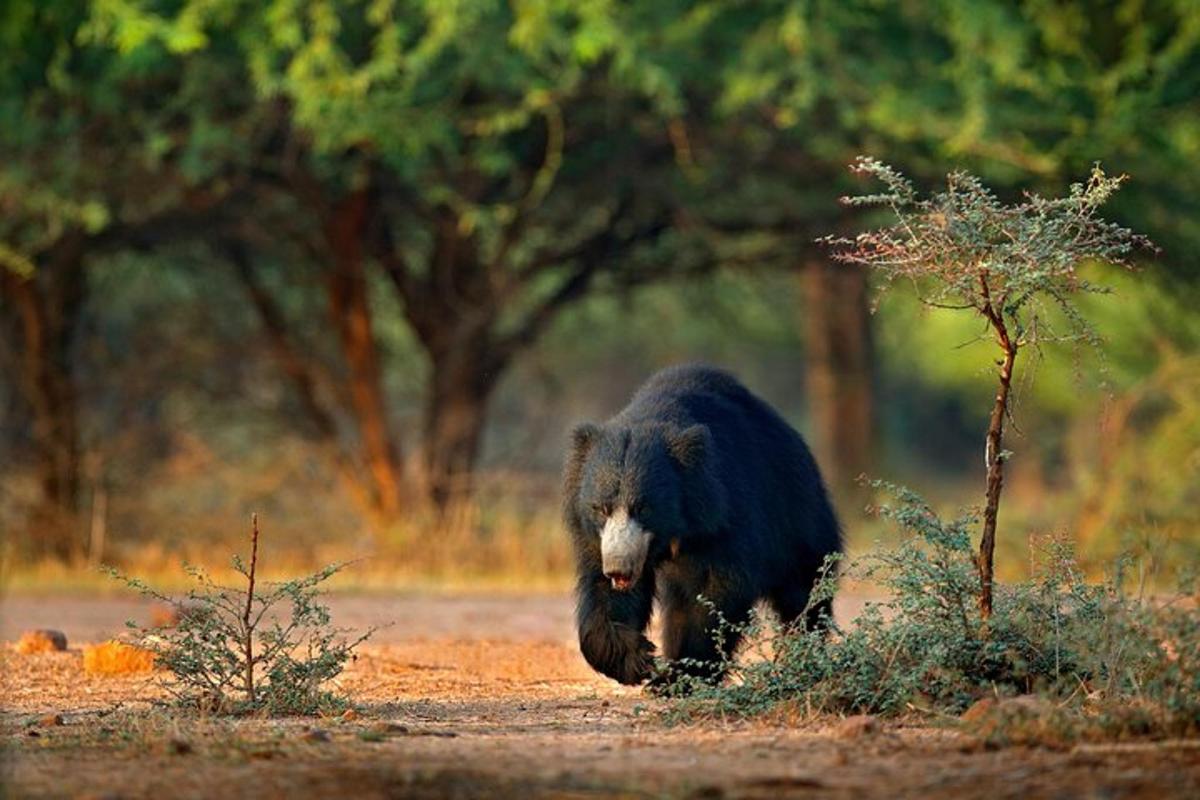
[659,482,1199,741]
[108,515,371,716]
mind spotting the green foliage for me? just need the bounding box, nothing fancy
[66,1,1200,274]
[107,519,370,716]
[660,483,1200,740]
[1067,349,1200,565]
[4,2,1198,562]
[876,265,1200,422]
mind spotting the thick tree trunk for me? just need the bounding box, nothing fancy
[324,191,406,524]
[421,333,501,513]
[802,260,875,500]
[1,244,86,561]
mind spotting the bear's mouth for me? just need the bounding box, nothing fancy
[607,572,635,591]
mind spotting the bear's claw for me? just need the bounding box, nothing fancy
[581,621,655,685]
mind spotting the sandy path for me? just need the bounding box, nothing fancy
[4,594,1200,799]
[1,593,582,647]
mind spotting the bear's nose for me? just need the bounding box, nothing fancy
[605,571,634,591]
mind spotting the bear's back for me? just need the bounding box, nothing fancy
[617,364,785,435]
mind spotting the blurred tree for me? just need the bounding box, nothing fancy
[9,0,1197,538]
[0,1,251,556]
[86,0,710,514]
[676,0,1200,496]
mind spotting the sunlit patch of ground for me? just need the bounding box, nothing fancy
[4,595,1200,799]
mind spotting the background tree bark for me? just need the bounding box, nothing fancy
[802,260,875,503]
[0,241,87,560]
[421,331,503,511]
[323,191,406,524]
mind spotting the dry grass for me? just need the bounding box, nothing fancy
[2,492,575,595]
[81,640,157,675]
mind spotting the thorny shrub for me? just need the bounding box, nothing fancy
[107,515,371,715]
[658,482,1199,742]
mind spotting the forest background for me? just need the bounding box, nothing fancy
[3,0,1197,589]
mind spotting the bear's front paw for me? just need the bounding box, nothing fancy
[580,622,655,685]
[610,624,656,685]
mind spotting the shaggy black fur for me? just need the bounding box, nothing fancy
[564,364,842,685]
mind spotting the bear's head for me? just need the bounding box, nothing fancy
[565,422,728,591]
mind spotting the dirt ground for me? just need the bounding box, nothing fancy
[4,593,1200,799]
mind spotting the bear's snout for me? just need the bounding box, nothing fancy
[600,508,650,591]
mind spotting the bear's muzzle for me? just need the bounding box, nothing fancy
[600,508,651,591]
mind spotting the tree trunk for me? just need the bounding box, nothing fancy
[421,332,502,513]
[976,271,1019,621]
[979,336,1017,620]
[802,260,875,501]
[1,243,86,561]
[324,191,406,524]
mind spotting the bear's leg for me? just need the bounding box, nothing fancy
[658,572,754,684]
[575,568,656,685]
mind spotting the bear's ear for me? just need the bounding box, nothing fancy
[564,423,602,494]
[571,423,602,459]
[666,424,711,470]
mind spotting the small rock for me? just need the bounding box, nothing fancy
[166,738,193,755]
[38,713,64,727]
[15,629,67,654]
[370,721,409,735]
[301,729,331,743]
[834,714,878,739]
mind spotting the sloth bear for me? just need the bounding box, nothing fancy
[564,364,841,685]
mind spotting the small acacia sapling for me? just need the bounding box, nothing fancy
[822,158,1154,618]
